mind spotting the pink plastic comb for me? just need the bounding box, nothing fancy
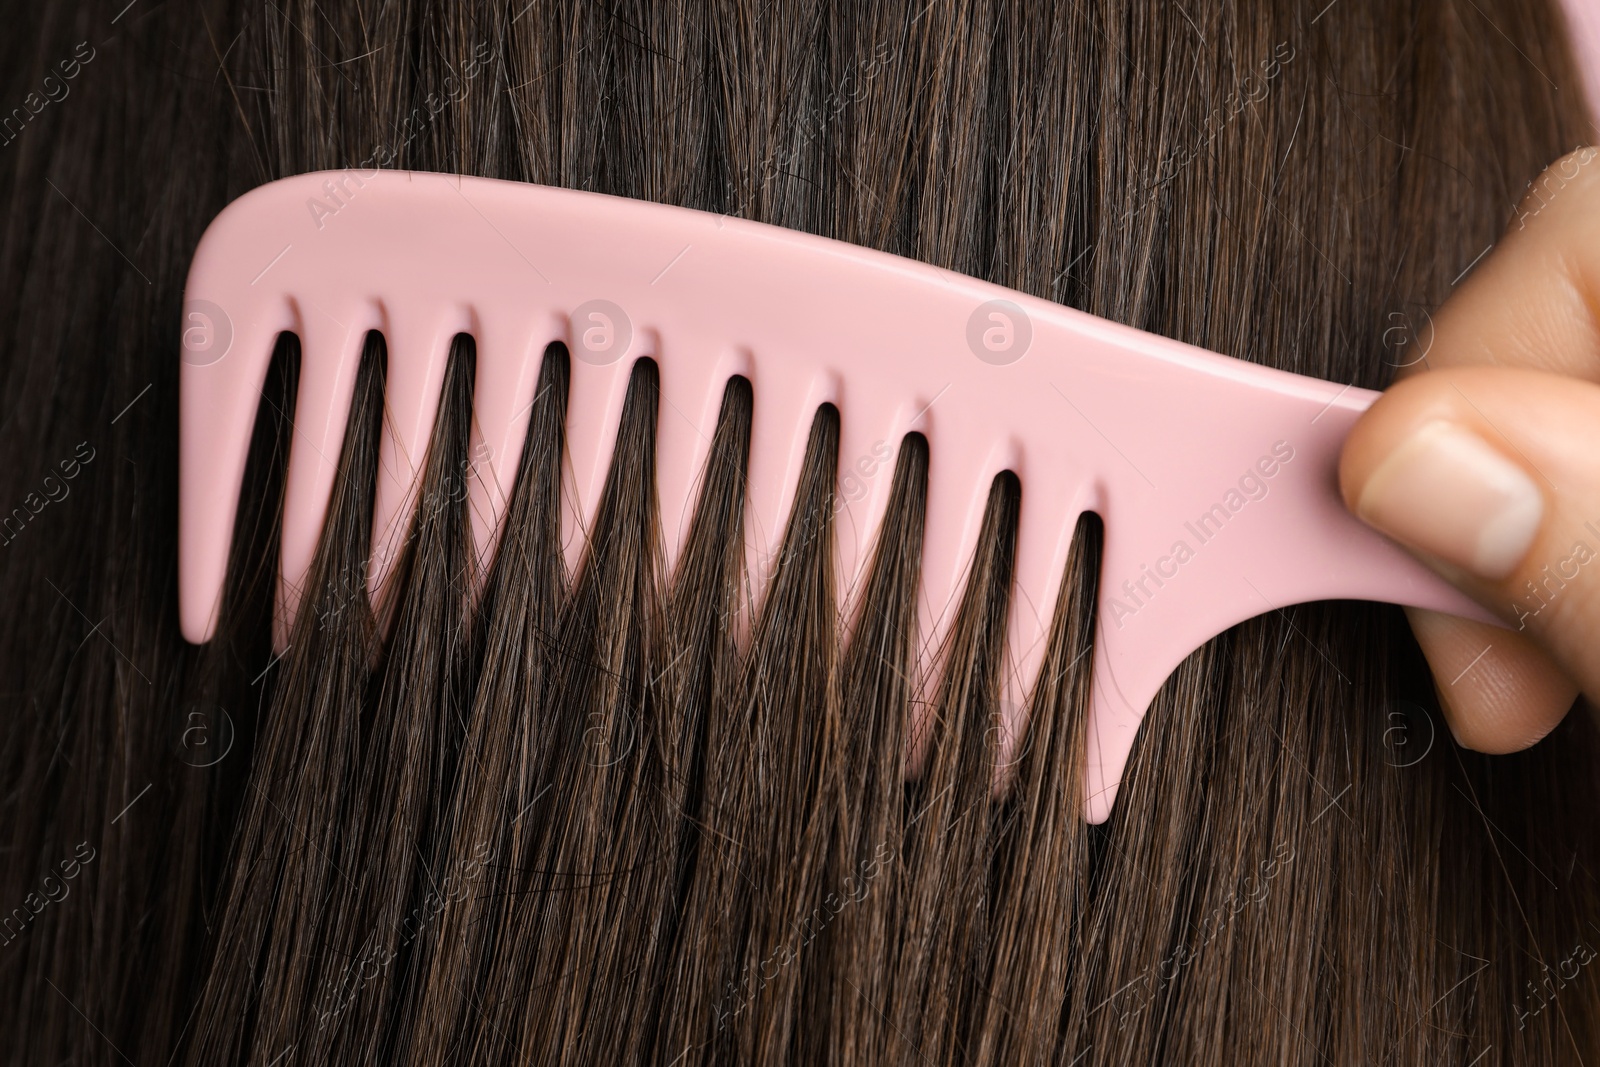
[178,170,1497,822]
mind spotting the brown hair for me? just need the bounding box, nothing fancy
[1,1,1597,1064]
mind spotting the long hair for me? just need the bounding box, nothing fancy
[1,1,1597,1064]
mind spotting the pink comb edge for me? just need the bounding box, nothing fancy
[1564,0,1600,130]
[178,170,1500,823]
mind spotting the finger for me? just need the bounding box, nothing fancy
[1341,365,1600,749]
[1402,147,1600,383]
[1403,606,1577,753]
[1363,148,1600,745]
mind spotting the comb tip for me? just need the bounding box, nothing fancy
[179,587,220,645]
[1084,782,1118,824]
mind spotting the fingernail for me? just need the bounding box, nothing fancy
[1355,420,1543,581]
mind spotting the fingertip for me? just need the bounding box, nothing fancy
[1406,607,1579,753]
[1339,374,1455,514]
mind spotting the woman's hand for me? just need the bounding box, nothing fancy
[1340,147,1600,752]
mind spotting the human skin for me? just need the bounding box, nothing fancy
[1341,147,1600,751]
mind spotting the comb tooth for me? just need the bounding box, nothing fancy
[560,342,637,577]
[368,311,462,602]
[276,309,373,647]
[1078,513,1209,824]
[742,369,839,597]
[906,434,1017,773]
[1083,618,1145,824]
[835,395,940,624]
[993,459,1094,780]
[654,346,742,574]
[178,311,288,644]
[831,394,904,600]
[465,318,546,582]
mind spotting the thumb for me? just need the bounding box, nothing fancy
[1339,148,1600,753]
[1340,365,1600,730]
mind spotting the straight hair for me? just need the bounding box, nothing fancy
[0,1,1596,1064]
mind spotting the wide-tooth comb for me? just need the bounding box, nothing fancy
[178,170,1497,822]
